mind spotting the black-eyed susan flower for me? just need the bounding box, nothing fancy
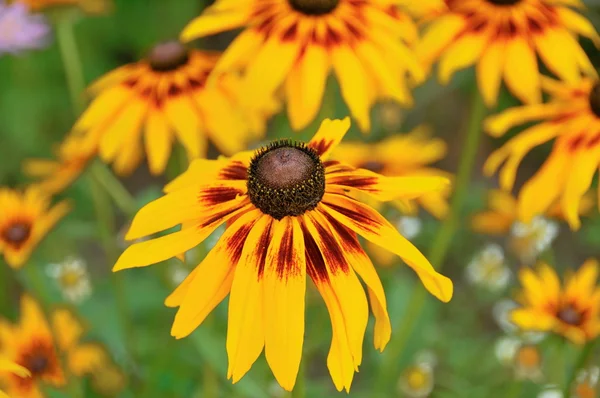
[0,358,30,398]
[418,0,599,106]
[114,118,453,391]
[0,187,70,269]
[332,127,451,219]
[71,41,277,176]
[0,296,66,398]
[0,296,114,398]
[24,135,94,195]
[511,260,600,344]
[180,0,424,132]
[484,78,600,230]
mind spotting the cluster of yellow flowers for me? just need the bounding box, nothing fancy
[2,0,600,396]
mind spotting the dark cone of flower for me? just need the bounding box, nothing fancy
[557,306,582,326]
[248,142,325,220]
[148,41,190,72]
[288,0,339,15]
[487,0,521,5]
[589,83,600,117]
[27,355,49,375]
[3,222,31,245]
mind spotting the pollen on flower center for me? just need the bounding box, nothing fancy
[486,0,521,5]
[288,0,339,15]
[247,141,325,220]
[147,41,190,72]
[557,305,583,326]
[588,83,600,118]
[3,222,31,245]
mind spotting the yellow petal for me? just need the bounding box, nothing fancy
[321,194,453,302]
[180,9,250,42]
[51,308,84,352]
[144,110,173,175]
[439,31,488,85]
[503,37,540,104]
[476,38,505,106]
[307,118,351,159]
[226,215,270,383]
[263,217,306,391]
[170,209,262,338]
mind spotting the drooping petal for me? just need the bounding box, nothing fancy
[318,210,391,351]
[262,217,306,391]
[321,193,453,303]
[226,214,272,384]
[170,209,263,338]
[503,37,540,104]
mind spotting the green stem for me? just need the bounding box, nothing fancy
[563,341,596,397]
[91,163,137,216]
[56,18,86,115]
[88,171,137,375]
[376,89,486,389]
[0,261,11,317]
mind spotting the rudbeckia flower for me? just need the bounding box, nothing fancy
[418,0,599,106]
[331,127,450,219]
[0,358,30,398]
[0,296,115,398]
[71,41,278,176]
[484,78,600,230]
[23,135,94,195]
[114,118,453,392]
[0,187,70,269]
[511,260,600,344]
[180,0,424,132]
[0,296,66,398]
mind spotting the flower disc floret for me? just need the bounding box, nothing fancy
[248,141,325,220]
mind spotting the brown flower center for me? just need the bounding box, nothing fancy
[147,41,190,72]
[288,0,339,15]
[557,304,583,326]
[359,161,385,173]
[486,0,521,5]
[26,355,49,375]
[248,141,325,220]
[588,83,600,118]
[3,222,31,246]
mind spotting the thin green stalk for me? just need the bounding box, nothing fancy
[0,261,11,317]
[91,163,137,216]
[563,340,596,397]
[56,18,86,114]
[291,362,306,398]
[376,89,487,389]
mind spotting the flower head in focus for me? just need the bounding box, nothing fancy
[47,257,92,303]
[485,78,600,230]
[512,260,600,344]
[113,118,452,391]
[0,186,70,269]
[418,0,599,106]
[0,1,49,55]
[180,0,425,132]
[332,127,451,219]
[71,41,278,176]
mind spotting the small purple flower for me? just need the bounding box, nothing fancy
[0,1,50,55]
